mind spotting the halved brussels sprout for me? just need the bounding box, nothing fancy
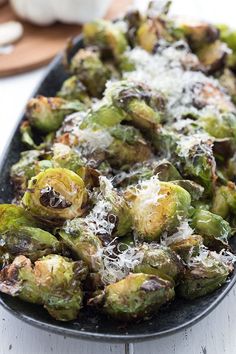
[191,82,235,113]
[199,112,236,139]
[70,48,111,97]
[191,209,231,249]
[26,96,84,133]
[169,234,203,262]
[107,125,152,168]
[0,255,87,321]
[179,20,219,50]
[125,178,191,241]
[83,20,128,59]
[218,24,236,69]
[134,244,184,283]
[212,184,236,218]
[107,81,166,131]
[88,273,175,321]
[57,76,90,103]
[178,251,232,299]
[0,204,60,260]
[23,168,88,224]
[59,228,102,272]
[196,40,228,73]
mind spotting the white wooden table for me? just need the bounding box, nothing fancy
[1,1,236,353]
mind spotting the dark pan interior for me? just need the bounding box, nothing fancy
[0,37,236,343]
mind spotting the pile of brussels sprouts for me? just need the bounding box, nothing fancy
[1,1,236,322]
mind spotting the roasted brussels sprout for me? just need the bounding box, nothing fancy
[212,184,236,218]
[107,81,166,131]
[70,48,111,97]
[196,40,228,73]
[218,24,236,69]
[59,229,102,271]
[199,112,236,139]
[125,178,191,241]
[26,96,84,133]
[169,234,203,262]
[23,168,88,224]
[124,9,144,47]
[57,76,90,103]
[83,20,128,59]
[191,209,231,249]
[0,255,87,321]
[178,251,232,299]
[0,204,60,260]
[88,273,175,321]
[179,20,219,50]
[134,244,184,283]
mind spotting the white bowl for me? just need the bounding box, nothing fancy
[10,0,113,26]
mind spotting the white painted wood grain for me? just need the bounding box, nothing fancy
[1,1,236,353]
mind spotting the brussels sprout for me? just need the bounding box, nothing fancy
[26,96,84,133]
[0,255,87,321]
[196,40,228,73]
[0,204,60,260]
[107,81,166,131]
[178,251,232,299]
[218,68,236,103]
[0,204,38,231]
[179,20,219,50]
[23,168,88,224]
[191,82,235,113]
[51,143,84,172]
[59,229,102,271]
[125,178,191,241]
[212,184,236,218]
[199,112,236,139]
[70,48,111,97]
[88,273,175,321]
[191,209,231,249]
[218,24,236,69]
[134,244,184,283]
[176,134,217,195]
[169,234,203,262]
[0,226,60,261]
[57,76,90,103]
[83,20,128,59]
[107,125,152,168]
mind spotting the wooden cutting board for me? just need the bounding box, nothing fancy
[0,0,133,77]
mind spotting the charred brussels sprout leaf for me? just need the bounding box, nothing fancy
[125,178,191,241]
[196,40,228,73]
[23,168,87,224]
[0,255,87,321]
[88,273,175,321]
